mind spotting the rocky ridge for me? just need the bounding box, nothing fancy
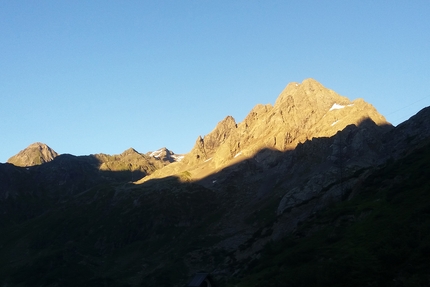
[0,147,186,204]
[139,78,391,182]
[191,79,389,166]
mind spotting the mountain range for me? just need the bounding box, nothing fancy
[1,79,429,286]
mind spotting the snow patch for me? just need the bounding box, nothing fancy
[234,152,242,158]
[172,155,184,162]
[204,157,212,162]
[331,120,339,126]
[329,103,346,111]
[149,149,163,158]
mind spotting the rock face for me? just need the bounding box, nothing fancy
[7,142,58,167]
[185,115,238,167]
[149,78,391,181]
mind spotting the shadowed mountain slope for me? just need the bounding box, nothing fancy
[232,140,430,287]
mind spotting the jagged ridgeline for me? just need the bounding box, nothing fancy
[5,144,183,183]
[1,79,429,287]
[139,78,390,182]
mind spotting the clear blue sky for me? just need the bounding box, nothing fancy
[1,1,429,162]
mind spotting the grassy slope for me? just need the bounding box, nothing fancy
[230,144,430,287]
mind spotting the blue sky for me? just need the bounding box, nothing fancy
[1,1,429,162]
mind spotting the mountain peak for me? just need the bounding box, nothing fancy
[183,116,238,166]
[274,78,344,108]
[147,147,183,163]
[121,147,139,156]
[167,79,392,179]
[288,78,325,92]
[7,142,58,167]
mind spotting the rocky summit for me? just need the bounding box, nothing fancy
[191,78,389,164]
[1,79,429,287]
[6,142,58,167]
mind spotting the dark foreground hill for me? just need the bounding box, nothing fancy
[0,80,429,286]
[230,141,430,287]
[1,132,429,286]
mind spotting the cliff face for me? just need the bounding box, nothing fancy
[184,115,238,167]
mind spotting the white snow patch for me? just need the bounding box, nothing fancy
[204,157,212,162]
[212,180,217,184]
[149,149,163,158]
[329,103,346,111]
[331,120,339,126]
[172,155,184,162]
[234,152,242,158]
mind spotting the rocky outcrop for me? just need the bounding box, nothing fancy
[184,116,238,166]
[7,142,58,167]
